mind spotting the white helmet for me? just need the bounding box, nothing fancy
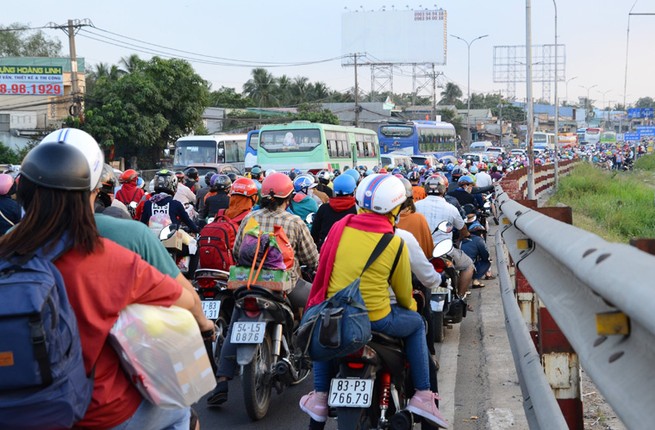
[38,128,104,191]
[355,173,407,214]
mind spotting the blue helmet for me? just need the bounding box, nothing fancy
[458,175,474,185]
[293,174,316,194]
[333,173,357,196]
[343,168,360,183]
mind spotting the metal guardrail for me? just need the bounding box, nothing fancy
[494,233,568,429]
[494,185,655,429]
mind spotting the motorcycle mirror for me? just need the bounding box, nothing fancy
[437,220,453,233]
[128,201,138,209]
[433,239,454,258]
[306,213,315,224]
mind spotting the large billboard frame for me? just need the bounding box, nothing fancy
[341,9,447,66]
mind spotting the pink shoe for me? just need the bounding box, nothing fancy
[406,390,449,428]
[299,391,328,423]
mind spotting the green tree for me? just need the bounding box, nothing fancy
[0,23,62,56]
[209,86,253,108]
[295,104,339,124]
[437,108,464,137]
[243,68,279,107]
[119,54,144,74]
[635,97,654,109]
[0,142,20,164]
[439,82,462,106]
[70,56,210,168]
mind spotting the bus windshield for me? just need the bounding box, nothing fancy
[533,133,547,143]
[259,129,321,153]
[174,140,216,166]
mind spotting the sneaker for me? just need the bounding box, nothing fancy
[206,380,228,407]
[406,390,449,428]
[299,391,328,423]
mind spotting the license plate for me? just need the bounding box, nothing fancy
[431,299,445,312]
[201,300,221,320]
[230,322,266,344]
[328,378,374,408]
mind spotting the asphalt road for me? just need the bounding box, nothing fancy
[193,225,528,429]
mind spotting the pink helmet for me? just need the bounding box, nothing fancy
[0,173,13,195]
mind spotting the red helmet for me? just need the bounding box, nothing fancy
[230,177,258,197]
[261,172,294,198]
[119,169,138,183]
[0,173,13,195]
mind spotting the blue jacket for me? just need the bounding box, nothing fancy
[140,193,199,233]
[0,196,21,235]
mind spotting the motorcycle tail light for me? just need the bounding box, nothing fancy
[242,296,261,317]
[347,362,365,369]
[196,278,215,289]
[431,257,446,273]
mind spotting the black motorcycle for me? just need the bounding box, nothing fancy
[230,285,310,421]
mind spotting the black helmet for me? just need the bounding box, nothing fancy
[227,172,238,183]
[210,174,232,192]
[184,167,199,180]
[21,143,91,191]
[99,164,117,194]
[154,169,177,195]
[204,171,214,187]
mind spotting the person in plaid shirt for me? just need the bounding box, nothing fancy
[208,172,319,407]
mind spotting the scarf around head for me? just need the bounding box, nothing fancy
[225,194,254,220]
[328,195,356,212]
[305,211,394,308]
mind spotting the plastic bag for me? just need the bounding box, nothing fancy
[109,304,216,408]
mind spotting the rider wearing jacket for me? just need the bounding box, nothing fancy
[310,173,358,251]
[140,170,200,233]
[300,174,449,428]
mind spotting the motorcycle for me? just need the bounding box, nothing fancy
[193,268,234,372]
[429,222,468,343]
[230,285,310,421]
[329,284,440,429]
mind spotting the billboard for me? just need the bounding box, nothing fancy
[0,65,64,96]
[628,108,654,119]
[341,9,447,65]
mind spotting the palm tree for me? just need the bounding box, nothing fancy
[119,54,143,74]
[439,82,462,106]
[276,74,292,106]
[243,68,279,107]
[291,76,309,104]
[308,82,330,102]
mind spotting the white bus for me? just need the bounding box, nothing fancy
[533,132,555,150]
[173,134,247,172]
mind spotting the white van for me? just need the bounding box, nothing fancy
[380,152,413,170]
[469,141,493,152]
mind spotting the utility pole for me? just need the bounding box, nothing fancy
[552,0,559,191]
[47,19,92,121]
[526,0,535,199]
[432,64,437,121]
[349,52,365,127]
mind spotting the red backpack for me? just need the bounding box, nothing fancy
[198,211,239,271]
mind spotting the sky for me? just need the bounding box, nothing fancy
[9,0,655,107]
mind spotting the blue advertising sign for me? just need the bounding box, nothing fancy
[637,126,655,137]
[628,108,642,119]
[643,108,654,118]
[624,132,640,141]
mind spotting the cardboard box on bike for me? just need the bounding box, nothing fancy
[227,266,293,292]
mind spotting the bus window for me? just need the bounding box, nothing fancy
[260,129,321,153]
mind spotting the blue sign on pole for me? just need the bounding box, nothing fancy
[624,132,640,141]
[628,108,642,119]
[637,126,655,138]
[643,108,654,118]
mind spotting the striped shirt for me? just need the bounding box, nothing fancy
[233,205,319,285]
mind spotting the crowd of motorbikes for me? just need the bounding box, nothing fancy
[156,191,497,428]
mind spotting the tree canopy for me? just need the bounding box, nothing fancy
[0,23,62,57]
[69,56,209,169]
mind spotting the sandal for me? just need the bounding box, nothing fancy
[484,274,496,280]
[472,281,486,289]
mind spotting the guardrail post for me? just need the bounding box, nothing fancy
[629,238,655,256]
[535,205,583,430]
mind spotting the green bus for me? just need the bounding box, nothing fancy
[257,121,381,173]
[600,131,617,145]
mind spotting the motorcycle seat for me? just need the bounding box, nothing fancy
[371,331,404,347]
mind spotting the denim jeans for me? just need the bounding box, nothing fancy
[108,399,190,430]
[313,304,430,393]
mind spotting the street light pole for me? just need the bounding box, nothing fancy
[580,84,598,122]
[598,89,611,128]
[526,0,535,199]
[565,76,578,104]
[552,0,560,190]
[451,33,488,146]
